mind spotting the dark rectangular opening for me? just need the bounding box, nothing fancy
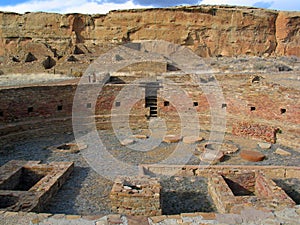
[280,108,286,114]
[222,103,227,108]
[143,82,162,118]
[250,106,256,111]
[86,103,92,108]
[115,102,121,107]
[222,173,255,196]
[0,111,3,117]
[193,102,198,107]
[273,178,300,204]
[1,168,46,191]
[27,107,33,113]
[57,105,63,111]
[164,101,169,107]
[160,176,216,215]
[0,195,19,209]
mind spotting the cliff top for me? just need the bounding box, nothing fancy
[0,4,296,16]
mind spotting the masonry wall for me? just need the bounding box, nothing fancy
[0,72,299,149]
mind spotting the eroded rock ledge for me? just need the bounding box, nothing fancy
[0,5,299,74]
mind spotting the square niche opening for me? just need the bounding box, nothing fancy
[2,168,47,191]
[27,107,33,113]
[0,194,19,209]
[86,103,92,108]
[222,172,256,196]
[280,108,286,114]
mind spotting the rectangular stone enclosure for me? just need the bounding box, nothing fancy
[110,176,162,216]
[0,160,73,212]
[208,170,296,213]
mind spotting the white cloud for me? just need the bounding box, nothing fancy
[64,1,150,14]
[0,0,150,14]
[200,0,300,11]
[0,0,298,14]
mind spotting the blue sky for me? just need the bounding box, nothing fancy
[0,0,298,14]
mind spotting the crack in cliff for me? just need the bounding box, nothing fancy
[274,12,279,56]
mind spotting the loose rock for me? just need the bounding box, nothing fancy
[120,139,135,146]
[240,150,265,162]
[183,136,204,144]
[133,134,148,139]
[275,148,291,156]
[163,135,181,143]
[258,142,272,149]
[200,151,224,164]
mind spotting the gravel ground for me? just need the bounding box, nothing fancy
[0,130,299,215]
[159,176,216,215]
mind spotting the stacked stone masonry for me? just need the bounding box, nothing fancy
[0,160,74,212]
[1,70,299,148]
[110,176,162,216]
[108,165,300,216]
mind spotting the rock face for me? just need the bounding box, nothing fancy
[0,5,299,74]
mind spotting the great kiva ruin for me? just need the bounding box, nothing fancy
[0,4,299,225]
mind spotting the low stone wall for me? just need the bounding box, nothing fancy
[140,164,300,180]
[232,122,279,143]
[208,171,295,214]
[110,176,162,216]
[0,160,74,212]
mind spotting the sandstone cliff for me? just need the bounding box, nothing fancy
[0,5,299,74]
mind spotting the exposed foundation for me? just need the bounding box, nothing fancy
[0,160,73,212]
[110,176,161,216]
[208,171,295,213]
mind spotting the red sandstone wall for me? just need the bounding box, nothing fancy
[0,6,299,61]
[0,74,299,146]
